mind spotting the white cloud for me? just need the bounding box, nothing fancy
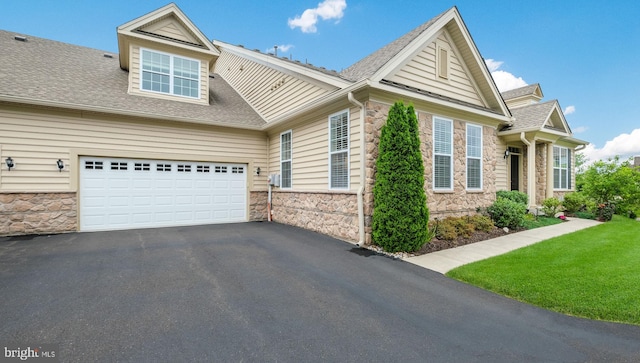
[573,126,588,133]
[485,59,527,92]
[485,59,503,72]
[580,128,640,163]
[266,44,294,55]
[288,0,347,33]
[564,105,576,115]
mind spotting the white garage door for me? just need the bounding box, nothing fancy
[80,157,247,231]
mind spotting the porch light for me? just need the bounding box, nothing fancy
[56,159,64,172]
[256,167,261,175]
[504,150,510,159]
[5,157,14,170]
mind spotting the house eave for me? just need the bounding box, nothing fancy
[0,94,264,131]
[374,81,511,124]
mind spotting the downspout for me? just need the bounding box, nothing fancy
[267,136,272,222]
[348,92,366,246]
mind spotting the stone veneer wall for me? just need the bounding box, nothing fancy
[270,191,359,242]
[0,192,77,236]
[249,191,268,221]
[535,143,548,204]
[362,101,498,243]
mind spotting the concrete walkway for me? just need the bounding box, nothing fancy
[405,217,602,274]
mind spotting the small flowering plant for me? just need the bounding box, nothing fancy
[558,215,567,221]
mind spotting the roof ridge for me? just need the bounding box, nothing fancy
[339,7,452,82]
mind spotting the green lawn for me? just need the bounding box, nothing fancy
[447,215,640,325]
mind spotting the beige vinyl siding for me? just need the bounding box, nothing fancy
[0,107,267,191]
[141,17,200,45]
[387,32,484,107]
[129,42,210,104]
[267,107,361,191]
[495,137,508,191]
[215,51,336,122]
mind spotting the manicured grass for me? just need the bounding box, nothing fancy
[522,216,563,230]
[447,215,640,325]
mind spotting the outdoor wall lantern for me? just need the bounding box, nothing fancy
[56,159,64,172]
[5,157,14,170]
[504,149,510,159]
[256,167,261,175]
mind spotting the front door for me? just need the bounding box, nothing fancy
[510,154,520,191]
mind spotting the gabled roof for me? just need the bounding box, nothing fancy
[501,83,543,101]
[117,3,219,70]
[507,100,571,134]
[341,6,510,117]
[0,30,265,129]
[340,9,447,82]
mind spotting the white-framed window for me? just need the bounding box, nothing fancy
[553,146,571,189]
[329,110,349,189]
[140,48,200,98]
[466,124,483,190]
[433,117,453,190]
[280,130,292,189]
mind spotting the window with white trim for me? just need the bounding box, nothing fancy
[141,49,200,98]
[280,130,292,189]
[466,124,482,190]
[553,146,571,189]
[433,117,453,190]
[329,111,349,189]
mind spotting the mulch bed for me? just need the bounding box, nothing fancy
[413,226,519,256]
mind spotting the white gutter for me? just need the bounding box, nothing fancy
[348,92,366,246]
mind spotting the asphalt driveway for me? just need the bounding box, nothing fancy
[1,222,639,362]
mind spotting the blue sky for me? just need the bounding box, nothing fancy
[2,0,639,162]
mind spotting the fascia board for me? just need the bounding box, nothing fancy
[0,95,264,131]
[373,81,511,123]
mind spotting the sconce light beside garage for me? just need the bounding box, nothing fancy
[256,167,261,175]
[5,157,14,170]
[57,159,65,172]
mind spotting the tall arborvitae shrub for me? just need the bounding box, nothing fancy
[372,102,429,252]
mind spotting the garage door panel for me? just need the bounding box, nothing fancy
[80,157,247,231]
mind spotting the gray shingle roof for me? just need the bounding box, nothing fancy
[501,83,541,100]
[509,100,556,131]
[0,30,266,129]
[340,8,449,82]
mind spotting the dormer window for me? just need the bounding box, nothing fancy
[141,49,200,98]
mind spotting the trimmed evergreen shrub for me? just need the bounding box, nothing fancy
[470,214,494,232]
[372,102,429,252]
[496,190,529,206]
[487,197,527,229]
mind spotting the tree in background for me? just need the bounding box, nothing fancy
[580,156,640,220]
[372,101,430,252]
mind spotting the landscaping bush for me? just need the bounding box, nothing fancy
[496,190,528,206]
[562,192,588,214]
[372,102,429,252]
[487,197,527,229]
[429,215,495,240]
[541,197,562,217]
[596,202,615,222]
[470,214,494,232]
